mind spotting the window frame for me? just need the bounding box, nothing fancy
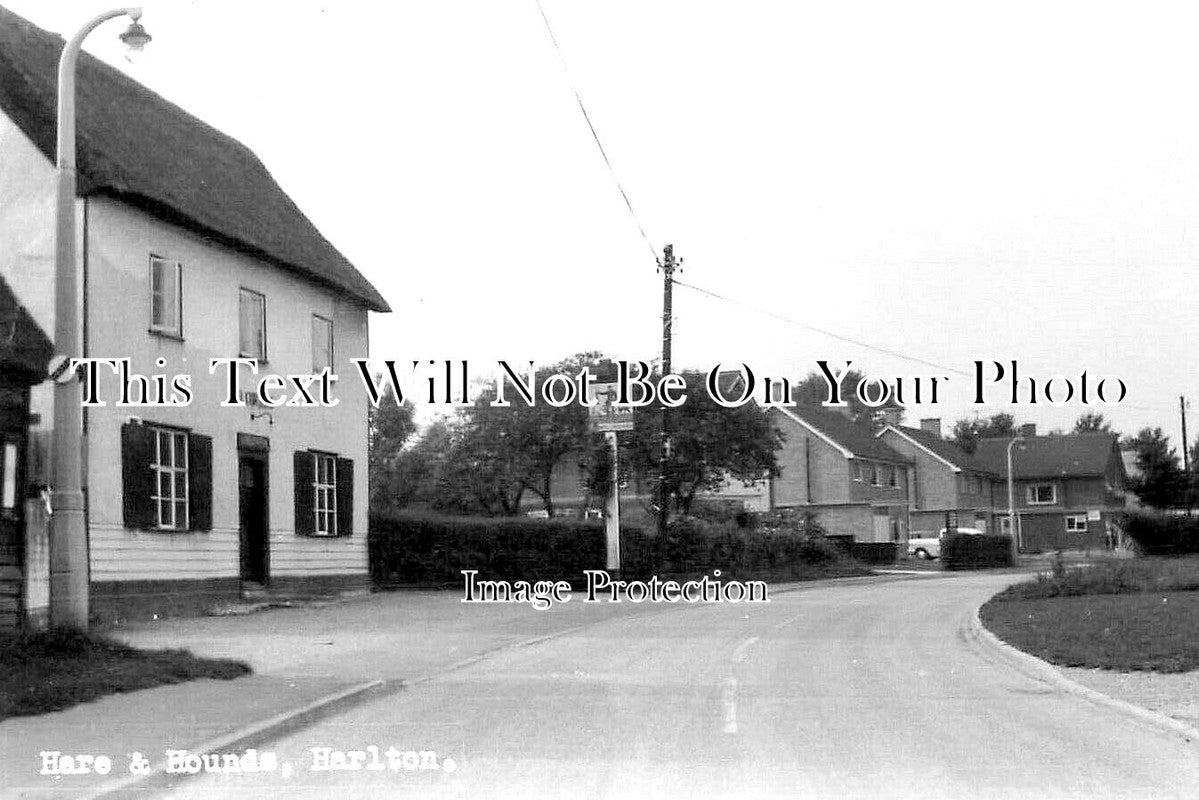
[1026,483,1057,505]
[312,451,338,536]
[148,255,183,338]
[238,287,268,362]
[150,425,189,531]
[1065,514,1088,533]
[311,314,334,373]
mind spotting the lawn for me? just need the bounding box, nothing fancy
[981,556,1199,673]
[0,627,251,721]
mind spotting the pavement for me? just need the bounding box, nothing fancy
[2,560,1196,799]
[0,586,679,799]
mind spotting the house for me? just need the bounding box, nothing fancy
[0,275,54,628]
[0,7,389,623]
[876,417,1004,535]
[770,405,912,543]
[972,427,1128,551]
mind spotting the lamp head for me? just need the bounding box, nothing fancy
[119,20,152,51]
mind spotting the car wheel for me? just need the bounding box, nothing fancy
[914,548,929,560]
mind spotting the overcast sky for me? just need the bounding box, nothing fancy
[8,1,1199,443]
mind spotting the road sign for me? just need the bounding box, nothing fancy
[589,382,634,432]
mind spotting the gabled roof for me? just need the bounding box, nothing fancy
[973,434,1123,480]
[774,405,910,463]
[880,425,999,476]
[0,274,52,378]
[0,6,389,312]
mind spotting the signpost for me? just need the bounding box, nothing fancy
[589,383,632,572]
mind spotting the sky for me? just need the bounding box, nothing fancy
[8,0,1199,445]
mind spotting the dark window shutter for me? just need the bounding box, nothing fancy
[121,422,156,529]
[188,433,213,531]
[294,450,315,535]
[336,457,354,537]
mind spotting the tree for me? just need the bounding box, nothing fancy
[1073,412,1114,434]
[372,418,452,514]
[791,368,904,424]
[585,369,782,517]
[1125,427,1186,509]
[435,352,615,516]
[367,387,418,512]
[951,413,1017,453]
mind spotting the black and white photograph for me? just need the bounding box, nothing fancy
[1,2,1198,797]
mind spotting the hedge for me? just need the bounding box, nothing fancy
[370,512,608,586]
[941,533,1015,570]
[369,512,869,587]
[619,517,861,582]
[849,542,898,565]
[1119,511,1199,556]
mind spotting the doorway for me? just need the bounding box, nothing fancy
[238,449,269,585]
[0,386,29,626]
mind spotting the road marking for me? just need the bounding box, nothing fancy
[732,636,759,663]
[721,676,739,734]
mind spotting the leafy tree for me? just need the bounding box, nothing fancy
[792,368,903,424]
[1073,412,1114,434]
[585,369,782,517]
[368,387,418,511]
[371,418,452,513]
[1125,427,1187,509]
[435,352,616,516]
[951,413,1017,453]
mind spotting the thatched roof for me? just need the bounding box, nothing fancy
[0,5,390,312]
[0,274,52,379]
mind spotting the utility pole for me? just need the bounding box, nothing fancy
[1182,395,1191,475]
[657,244,678,537]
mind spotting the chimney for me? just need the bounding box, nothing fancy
[920,418,941,437]
[1020,423,1037,437]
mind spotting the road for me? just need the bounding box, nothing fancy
[155,573,1199,799]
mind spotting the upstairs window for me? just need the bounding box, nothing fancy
[239,288,267,361]
[311,314,333,372]
[149,256,182,337]
[1027,483,1057,505]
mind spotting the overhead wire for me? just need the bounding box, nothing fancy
[533,0,659,264]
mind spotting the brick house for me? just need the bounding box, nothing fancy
[972,430,1128,551]
[0,7,390,622]
[876,418,1004,536]
[770,405,912,544]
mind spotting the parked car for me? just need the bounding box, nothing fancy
[908,527,985,559]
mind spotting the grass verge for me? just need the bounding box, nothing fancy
[982,556,1199,672]
[981,592,1199,672]
[0,627,251,721]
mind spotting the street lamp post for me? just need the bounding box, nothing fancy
[1005,435,1025,565]
[50,8,150,629]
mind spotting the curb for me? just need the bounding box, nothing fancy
[968,606,1199,746]
[77,678,389,800]
[74,620,605,799]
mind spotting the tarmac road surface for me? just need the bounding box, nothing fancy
[154,573,1199,799]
